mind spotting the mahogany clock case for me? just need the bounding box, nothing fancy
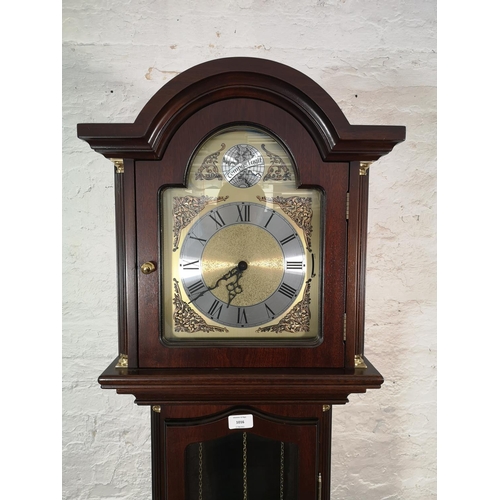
[77,57,405,500]
[134,108,347,369]
[77,57,405,373]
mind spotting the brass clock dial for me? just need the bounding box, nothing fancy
[179,202,306,328]
[161,126,323,344]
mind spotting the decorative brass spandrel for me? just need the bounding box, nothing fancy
[172,195,228,251]
[195,143,225,181]
[256,281,312,334]
[173,279,229,333]
[262,144,292,181]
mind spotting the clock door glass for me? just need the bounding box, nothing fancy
[160,126,323,345]
[185,433,298,500]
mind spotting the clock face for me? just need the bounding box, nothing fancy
[179,202,306,328]
[161,126,323,344]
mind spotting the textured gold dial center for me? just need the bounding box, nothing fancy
[201,224,284,307]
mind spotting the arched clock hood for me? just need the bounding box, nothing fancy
[77,57,405,161]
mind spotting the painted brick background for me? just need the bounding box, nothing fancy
[62,1,436,498]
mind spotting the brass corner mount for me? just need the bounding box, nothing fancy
[115,353,128,368]
[359,161,372,176]
[354,354,368,369]
[111,158,124,174]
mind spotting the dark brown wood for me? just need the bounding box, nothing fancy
[150,408,163,500]
[99,356,383,406]
[345,162,359,367]
[346,162,370,364]
[114,167,127,356]
[147,404,332,500]
[165,407,317,499]
[123,160,139,367]
[319,407,333,500]
[356,167,370,357]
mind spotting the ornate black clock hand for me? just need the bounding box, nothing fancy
[188,267,238,303]
[188,262,247,304]
[226,261,247,306]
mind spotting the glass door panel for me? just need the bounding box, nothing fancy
[185,432,298,500]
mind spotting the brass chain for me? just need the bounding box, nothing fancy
[242,432,248,500]
[280,441,285,500]
[195,433,288,500]
[198,442,203,500]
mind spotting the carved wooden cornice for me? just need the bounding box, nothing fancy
[77,57,405,162]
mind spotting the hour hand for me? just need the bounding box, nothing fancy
[186,271,235,303]
[226,261,247,306]
[188,262,247,304]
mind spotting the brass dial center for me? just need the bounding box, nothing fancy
[201,224,284,307]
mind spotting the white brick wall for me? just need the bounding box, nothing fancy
[62,1,437,498]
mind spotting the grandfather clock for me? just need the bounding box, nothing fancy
[78,57,405,499]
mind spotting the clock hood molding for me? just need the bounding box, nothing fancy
[77,57,405,162]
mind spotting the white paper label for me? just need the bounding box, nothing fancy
[228,414,254,430]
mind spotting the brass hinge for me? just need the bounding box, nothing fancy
[317,472,322,500]
[343,313,347,341]
[346,192,350,220]
[111,158,124,174]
